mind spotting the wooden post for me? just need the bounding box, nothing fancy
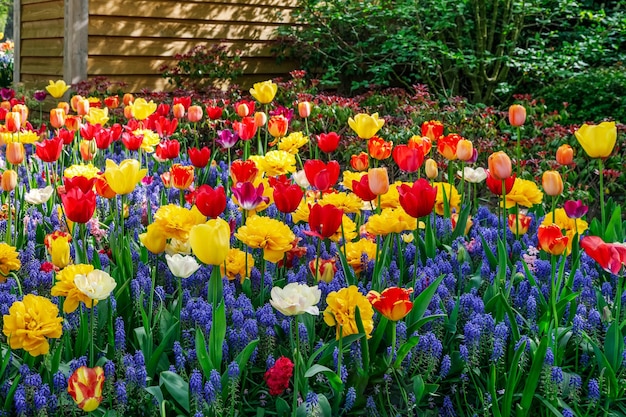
[12,0,20,86]
[64,0,88,85]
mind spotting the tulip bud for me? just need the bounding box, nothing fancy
[172,103,185,119]
[123,105,134,119]
[236,103,250,117]
[456,139,474,162]
[6,142,25,165]
[187,105,203,122]
[50,108,66,129]
[123,93,134,106]
[57,102,70,114]
[425,158,438,179]
[298,101,311,118]
[556,144,574,166]
[542,170,563,196]
[367,167,389,196]
[5,111,21,132]
[76,98,90,116]
[254,111,267,127]
[12,104,28,124]
[1,169,17,192]
[508,104,526,127]
[488,151,512,180]
[80,140,95,161]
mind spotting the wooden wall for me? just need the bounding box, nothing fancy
[19,0,65,87]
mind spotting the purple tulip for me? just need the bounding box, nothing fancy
[33,90,48,102]
[216,129,239,149]
[1,87,15,101]
[231,181,269,211]
[564,200,588,219]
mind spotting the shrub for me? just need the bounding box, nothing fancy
[0,38,13,88]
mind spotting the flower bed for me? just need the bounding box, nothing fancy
[0,76,624,416]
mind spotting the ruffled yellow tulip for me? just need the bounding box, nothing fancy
[574,121,617,159]
[103,159,147,195]
[347,113,385,139]
[189,218,230,265]
[249,80,278,104]
[45,80,70,99]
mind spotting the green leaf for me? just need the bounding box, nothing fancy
[604,319,624,376]
[479,233,498,269]
[233,339,259,376]
[503,339,527,416]
[304,364,343,392]
[276,397,290,417]
[209,302,226,373]
[412,375,425,403]
[394,335,420,368]
[450,204,471,241]
[519,337,548,416]
[195,328,213,375]
[355,306,371,374]
[407,274,445,334]
[147,323,178,377]
[160,371,189,413]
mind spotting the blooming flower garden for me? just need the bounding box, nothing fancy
[0,74,625,416]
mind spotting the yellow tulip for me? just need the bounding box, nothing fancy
[347,113,385,139]
[139,224,167,254]
[189,219,230,265]
[574,121,617,159]
[103,159,147,195]
[84,107,109,125]
[49,236,71,269]
[249,80,278,104]
[45,80,70,99]
[129,98,157,121]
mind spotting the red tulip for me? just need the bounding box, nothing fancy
[303,159,340,191]
[367,287,414,321]
[367,136,393,160]
[121,131,143,151]
[195,185,227,218]
[80,123,99,141]
[35,136,64,163]
[397,179,437,218]
[235,100,255,117]
[156,103,170,116]
[173,96,192,110]
[104,95,120,109]
[189,146,211,168]
[206,105,223,120]
[68,366,105,412]
[61,183,97,224]
[352,175,377,202]
[273,182,304,214]
[580,236,626,275]
[421,120,443,142]
[350,152,369,172]
[305,203,343,239]
[317,132,340,153]
[94,128,113,150]
[230,159,259,184]
[154,116,178,139]
[155,139,180,160]
[392,144,424,173]
[485,171,516,196]
[58,128,75,145]
[537,224,569,256]
[170,164,194,190]
[233,117,257,141]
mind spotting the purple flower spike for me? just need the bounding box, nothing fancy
[564,200,588,219]
[33,90,48,102]
[216,129,239,149]
[231,181,269,211]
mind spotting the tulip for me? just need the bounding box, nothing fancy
[305,203,343,239]
[230,159,259,184]
[350,152,369,172]
[173,96,191,110]
[172,103,185,119]
[121,131,143,151]
[189,146,211,168]
[65,115,81,131]
[458,167,487,183]
[367,167,389,196]
[425,158,438,179]
[292,170,310,188]
[6,142,25,165]
[1,169,17,192]
[123,105,134,119]
[94,174,116,199]
[303,159,340,191]
[542,170,563,196]
[50,108,66,129]
[154,116,178,139]
[367,136,393,160]
[308,258,337,283]
[408,135,432,155]
[60,186,97,224]
[122,93,134,106]
[254,111,267,127]
[563,200,588,219]
[74,270,117,300]
[508,104,526,126]
[273,182,304,214]
[232,181,270,211]
[250,80,278,104]
[4,111,20,132]
[216,129,239,149]
[195,185,227,218]
[57,101,70,114]
[75,98,90,116]
[317,132,340,153]
[270,282,321,316]
[556,144,574,165]
[437,133,462,160]
[451,212,473,235]
[352,175,377,202]
[187,105,203,122]
[48,234,71,268]
[165,254,201,279]
[367,287,413,321]
[170,164,194,190]
[298,101,311,118]
[456,139,474,162]
[348,112,385,139]
[79,140,96,161]
[155,139,180,160]
[488,151,512,180]
[574,121,617,159]
[103,159,147,195]
[35,136,64,163]
[537,224,569,256]
[235,100,255,117]
[392,144,423,173]
[104,95,120,109]
[85,107,109,126]
[485,171,515,196]
[139,224,167,254]
[397,179,437,218]
[233,117,257,141]
[507,213,531,235]
[268,115,289,138]
[206,105,223,120]
[580,235,626,275]
[421,120,443,142]
[189,218,231,265]
[67,366,105,412]
[46,80,70,99]
[130,98,157,120]
[24,185,54,205]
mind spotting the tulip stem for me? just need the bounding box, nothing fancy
[501,180,507,244]
[389,321,397,366]
[6,191,11,246]
[89,299,95,366]
[516,126,522,176]
[292,315,301,417]
[80,223,88,264]
[599,158,605,235]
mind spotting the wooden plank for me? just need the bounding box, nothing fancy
[22,1,64,22]
[21,38,64,57]
[88,37,279,58]
[89,1,295,23]
[22,19,64,38]
[91,0,298,11]
[88,16,284,41]
[21,57,64,75]
[21,0,56,4]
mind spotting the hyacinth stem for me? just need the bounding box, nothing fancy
[599,158,606,235]
[292,315,301,417]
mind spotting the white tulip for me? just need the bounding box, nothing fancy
[24,185,54,205]
[165,238,192,256]
[457,167,487,183]
[74,270,117,301]
[270,282,321,316]
[292,170,310,189]
[165,253,201,279]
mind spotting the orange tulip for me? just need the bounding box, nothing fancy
[254,111,267,127]
[12,104,28,124]
[187,105,203,122]
[0,101,10,110]
[50,108,66,129]
[172,103,185,119]
[537,224,568,256]
[123,105,134,119]
[421,120,443,142]
[508,213,531,235]
[94,174,117,199]
[80,140,96,161]
[5,111,21,132]
[65,115,81,131]
[556,144,574,166]
[508,104,526,127]
[437,133,462,160]
[456,139,474,162]
[367,167,390,196]
[104,95,120,109]
[408,135,432,155]
[268,115,289,138]
[542,170,563,196]
[75,98,90,116]
[488,151,512,180]
[366,287,413,321]
[350,152,369,172]
[6,142,25,165]
[1,169,17,192]
[298,101,311,118]
[123,93,134,106]
[57,102,70,114]
[425,158,438,179]
[68,366,105,412]
[170,164,194,190]
[367,136,393,160]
